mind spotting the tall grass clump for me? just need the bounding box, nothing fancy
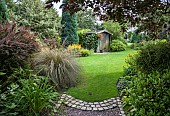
[32,47,80,90]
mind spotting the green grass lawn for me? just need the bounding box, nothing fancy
[67,49,136,102]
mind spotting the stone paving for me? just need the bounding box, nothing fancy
[56,94,126,116]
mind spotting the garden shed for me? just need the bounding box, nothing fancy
[86,30,112,52]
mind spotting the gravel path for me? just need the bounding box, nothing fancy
[58,106,121,116]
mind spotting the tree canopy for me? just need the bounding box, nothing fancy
[61,0,79,47]
[46,0,169,22]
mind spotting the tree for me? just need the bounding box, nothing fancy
[0,0,8,23]
[61,0,79,47]
[103,21,124,40]
[7,0,61,40]
[46,0,170,39]
[77,9,97,30]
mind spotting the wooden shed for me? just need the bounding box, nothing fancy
[86,30,112,52]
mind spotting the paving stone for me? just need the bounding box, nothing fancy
[103,100,108,103]
[93,107,98,111]
[79,100,84,103]
[91,105,95,108]
[76,106,82,109]
[103,107,109,110]
[105,103,111,106]
[86,107,92,111]
[113,100,117,103]
[85,104,90,107]
[81,107,86,110]
[101,104,107,107]
[71,100,77,104]
[67,103,72,107]
[88,102,93,105]
[121,111,125,114]
[80,103,85,106]
[75,102,80,105]
[94,102,99,105]
[96,104,101,108]
[98,107,104,111]
[99,102,104,104]
[118,105,122,108]
[122,115,126,116]
[118,102,122,105]
[72,105,77,108]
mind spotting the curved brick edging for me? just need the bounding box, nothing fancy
[56,94,126,116]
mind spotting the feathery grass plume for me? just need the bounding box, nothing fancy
[32,47,80,90]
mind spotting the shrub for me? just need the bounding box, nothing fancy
[123,53,138,76]
[123,71,170,116]
[80,49,90,57]
[0,22,39,69]
[110,40,126,52]
[32,47,80,90]
[79,34,98,51]
[0,22,39,91]
[136,41,170,73]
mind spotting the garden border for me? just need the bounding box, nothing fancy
[56,94,125,116]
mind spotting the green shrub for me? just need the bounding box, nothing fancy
[110,40,126,52]
[32,47,80,90]
[80,49,90,57]
[136,41,170,73]
[117,76,132,95]
[123,53,138,76]
[79,34,98,51]
[123,71,170,116]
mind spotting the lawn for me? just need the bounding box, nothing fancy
[67,49,137,102]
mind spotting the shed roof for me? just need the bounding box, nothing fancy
[86,30,112,35]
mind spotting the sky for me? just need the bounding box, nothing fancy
[53,1,62,16]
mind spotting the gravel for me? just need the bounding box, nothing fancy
[57,106,121,116]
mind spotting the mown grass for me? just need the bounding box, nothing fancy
[67,49,137,102]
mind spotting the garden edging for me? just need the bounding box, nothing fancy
[56,94,126,116]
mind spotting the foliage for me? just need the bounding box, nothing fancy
[0,0,8,23]
[79,49,90,57]
[123,53,138,77]
[8,0,61,40]
[116,76,131,95]
[77,9,97,30]
[61,0,79,47]
[103,21,124,40]
[32,47,80,90]
[46,0,169,40]
[80,34,98,51]
[0,22,39,91]
[110,40,126,52]
[67,44,81,51]
[0,76,58,116]
[136,41,170,73]
[123,71,170,116]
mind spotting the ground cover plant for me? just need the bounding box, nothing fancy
[67,49,136,102]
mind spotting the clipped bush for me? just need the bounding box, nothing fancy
[79,34,98,51]
[32,47,80,90]
[123,71,170,116]
[110,40,126,52]
[136,41,170,73]
[80,49,90,57]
